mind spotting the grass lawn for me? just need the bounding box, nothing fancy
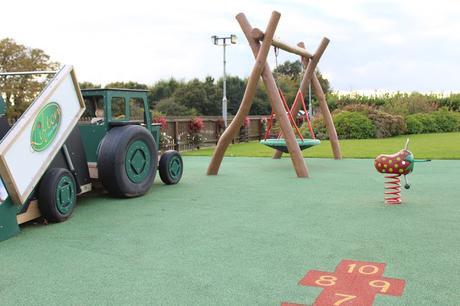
[183,132,460,159]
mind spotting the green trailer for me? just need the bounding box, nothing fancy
[0,66,183,242]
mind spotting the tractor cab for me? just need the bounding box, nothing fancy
[78,89,161,163]
[81,88,153,127]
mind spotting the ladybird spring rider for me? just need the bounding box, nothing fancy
[374,139,430,204]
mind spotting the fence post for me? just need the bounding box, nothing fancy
[173,120,179,151]
[258,118,262,140]
[215,120,219,144]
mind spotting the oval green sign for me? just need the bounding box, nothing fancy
[30,102,62,152]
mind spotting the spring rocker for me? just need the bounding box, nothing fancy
[374,139,430,204]
[207,11,342,178]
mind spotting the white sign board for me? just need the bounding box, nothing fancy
[0,65,85,204]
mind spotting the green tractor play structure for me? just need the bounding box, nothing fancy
[0,65,183,242]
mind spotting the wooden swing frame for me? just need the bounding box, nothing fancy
[207,11,342,178]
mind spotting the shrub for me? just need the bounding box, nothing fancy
[405,113,436,133]
[159,132,173,151]
[453,112,460,131]
[301,117,327,139]
[405,109,459,134]
[370,112,407,138]
[438,94,460,111]
[343,104,407,138]
[189,117,204,133]
[333,111,375,139]
[312,117,329,139]
[152,111,168,131]
[188,117,205,149]
[431,108,458,132]
[382,92,438,116]
[341,104,406,138]
[405,116,424,134]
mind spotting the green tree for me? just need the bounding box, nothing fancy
[202,76,220,115]
[173,78,221,115]
[79,81,101,89]
[105,81,148,90]
[0,38,59,119]
[251,81,270,115]
[173,79,207,114]
[273,60,331,94]
[154,97,197,116]
[316,69,331,94]
[274,60,302,81]
[148,78,181,109]
[217,75,246,115]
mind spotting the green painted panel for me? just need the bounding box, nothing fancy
[150,124,160,150]
[78,125,106,163]
[0,196,20,242]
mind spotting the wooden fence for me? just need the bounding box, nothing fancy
[162,116,267,151]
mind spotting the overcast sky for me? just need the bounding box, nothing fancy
[1,0,459,93]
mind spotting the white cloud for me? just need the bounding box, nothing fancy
[380,34,405,45]
[0,0,459,91]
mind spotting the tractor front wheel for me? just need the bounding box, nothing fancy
[159,150,183,185]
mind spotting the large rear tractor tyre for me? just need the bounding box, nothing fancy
[38,168,77,222]
[159,150,183,185]
[98,125,158,197]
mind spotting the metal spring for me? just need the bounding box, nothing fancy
[384,174,401,205]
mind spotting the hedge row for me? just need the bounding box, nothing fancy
[406,109,460,134]
[304,106,460,140]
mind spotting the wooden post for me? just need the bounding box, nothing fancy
[251,28,314,59]
[215,120,220,144]
[311,70,342,159]
[258,118,262,141]
[235,13,309,177]
[301,42,342,159]
[173,120,179,151]
[207,11,285,175]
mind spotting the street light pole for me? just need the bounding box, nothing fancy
[222,42,227,128]
[211,34,237,128]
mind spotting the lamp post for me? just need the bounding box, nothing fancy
[211,34,237,128]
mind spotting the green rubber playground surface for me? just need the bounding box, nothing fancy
[1,157,459,305]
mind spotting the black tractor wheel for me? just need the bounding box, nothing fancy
[98,125,158,197]
[38,168,77,222]
[159,150,183,185]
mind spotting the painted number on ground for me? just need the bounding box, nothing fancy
[281,260,406,306]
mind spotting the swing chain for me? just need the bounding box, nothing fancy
[274,46,279,69]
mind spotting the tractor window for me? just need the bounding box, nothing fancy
[129,98,145,121]
[111,97,126,120]
[82,95,104,124]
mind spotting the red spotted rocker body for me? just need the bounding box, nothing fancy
[374,149,414,177]
[374,139,429,205]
